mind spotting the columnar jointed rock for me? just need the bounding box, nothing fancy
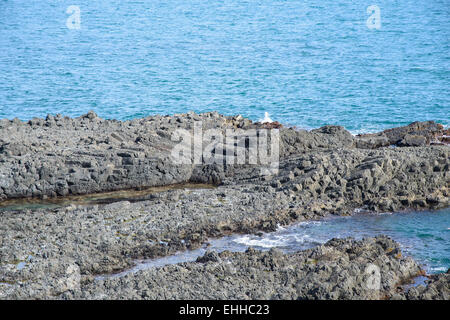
[403,270,450,300]
[0,112,449,300]
[355,121,448,148]
[0,112,448,204]
[3,236,437,300]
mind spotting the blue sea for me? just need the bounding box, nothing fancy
[0,0,449,132]
[230,209,450,274]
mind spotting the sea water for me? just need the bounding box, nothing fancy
[0,0,449,132]
[98,208,449,279]
[230,209,450,274]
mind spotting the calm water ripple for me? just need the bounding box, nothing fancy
[0,0,449,132]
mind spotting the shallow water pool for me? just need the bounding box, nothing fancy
[98,208,449,279]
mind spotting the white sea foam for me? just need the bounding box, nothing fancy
[95,209,449,280]
[233,235,287,248]
[430,266,447,272]
[297,220,322,226]
[293,234,311,243]
[259,112,273,123]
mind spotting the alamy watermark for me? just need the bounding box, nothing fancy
[65,6,381,31]
[66,5,81,30]
[366,5,381,30]
[170,122,280,176]
[365,263,381,290]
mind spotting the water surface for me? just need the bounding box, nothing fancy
[0,183,214,212]
[98,208,449,279]
[0,1,449,132]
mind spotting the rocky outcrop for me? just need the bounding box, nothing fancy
[1,112,447,204]
[0,112,448,300]
[2,236,430,300]
[403,270,450,300]
[0,112,358,201]
[356,121,448,148]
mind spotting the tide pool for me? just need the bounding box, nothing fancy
[98,208,450,279]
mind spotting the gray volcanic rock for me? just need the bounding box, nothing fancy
[0,111,358,201]
[0,112,449,300]
[355,136,390,149]
[280,125,355,157]
[0,112,195,200]
[0,112,448,205]
[2,236,428,300]
[356,121,447,148]
[404,270,450,300]
[398,134,428,147]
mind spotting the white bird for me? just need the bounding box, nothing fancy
[260,112,273,123]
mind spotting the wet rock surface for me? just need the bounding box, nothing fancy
[0,112,449,299]
[3,236,440,300]
[402,270,450,300]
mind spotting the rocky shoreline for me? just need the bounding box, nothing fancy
[0,112,448,300]
[38,236,441,300]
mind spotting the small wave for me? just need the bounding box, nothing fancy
[297,220,322,226]
[430,266,448,273]
[293,234,324,246]
[233,235,287,248]
[96,208,449,279]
